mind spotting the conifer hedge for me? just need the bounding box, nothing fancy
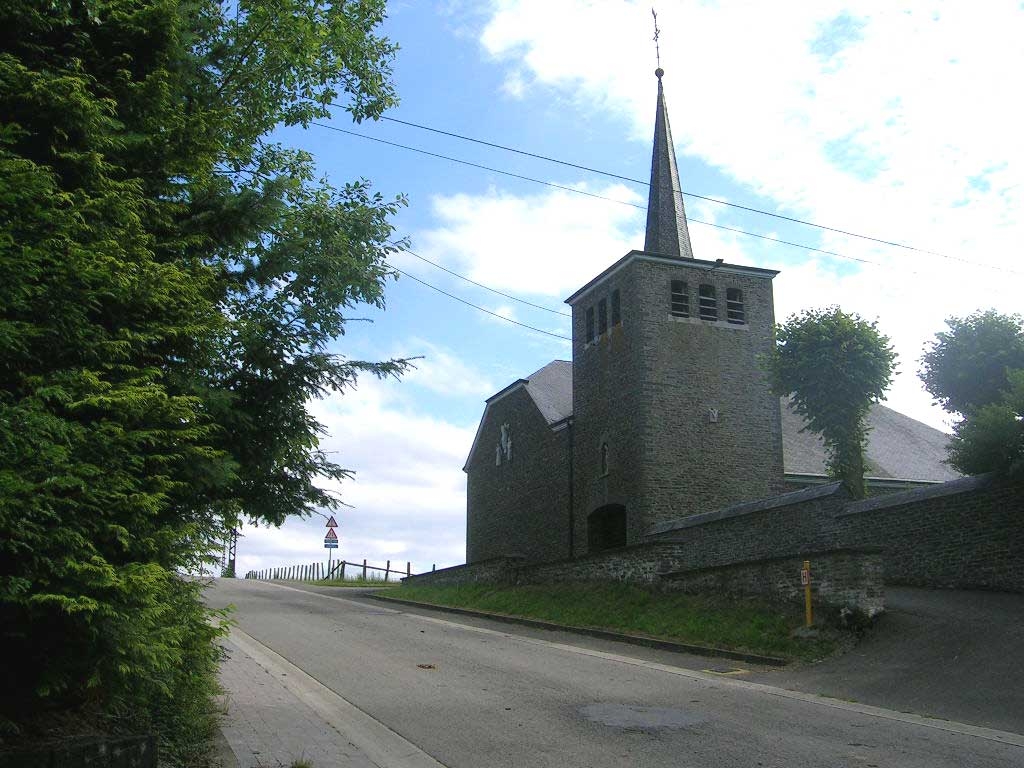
[0,1,406,761]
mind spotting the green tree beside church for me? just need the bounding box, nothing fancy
[766,307,897,499]
[0,0,406,758]
[920,310,1024,478]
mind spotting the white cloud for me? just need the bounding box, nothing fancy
[234,357,483,577]
[392,337,497,398]
[467,0,1024,430]
[416,183,645,297]
[476,1,1024,272]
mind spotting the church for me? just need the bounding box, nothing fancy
[463,69,956,567]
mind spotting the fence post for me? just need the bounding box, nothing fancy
[363,559,367,580]
[341,561,346,580]
[407,561,411,578]
[385,560,391,582]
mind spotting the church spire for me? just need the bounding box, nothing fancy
[644,68,695,259]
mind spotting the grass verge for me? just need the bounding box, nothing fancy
[394,583,843,661]
[301,577,400,588]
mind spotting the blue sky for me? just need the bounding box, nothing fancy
[234,1,1024,577]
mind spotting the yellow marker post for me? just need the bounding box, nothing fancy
[801,560,813,627]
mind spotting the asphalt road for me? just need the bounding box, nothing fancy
[750,587,1024,734]
[207,579,1023,768]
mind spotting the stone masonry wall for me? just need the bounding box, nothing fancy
[835,475,1023,592]
[659,549,885,617]
[644,483,851,568]
[570,259,648,552]
[402,556,523,588]
[402,543,882,613]
[518,542,687,586]
[636,258,786,533]
[465,387,570,564]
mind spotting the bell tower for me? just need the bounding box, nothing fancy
[566,69,785,555]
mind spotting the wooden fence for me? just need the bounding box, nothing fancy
[243,558,418,583]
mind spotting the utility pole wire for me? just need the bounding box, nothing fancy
[386,263,572,341]
[347,112,1019,276]
[312,121,885,266]
[392,244,571,317]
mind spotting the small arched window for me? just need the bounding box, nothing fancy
[670,280,689,317]
[726,288,745,324]
[698,284,717,321]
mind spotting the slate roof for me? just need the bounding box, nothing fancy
[522,360,573,424]
[484,360,957,483]
[644,69,694,260]
[781,398,959,482]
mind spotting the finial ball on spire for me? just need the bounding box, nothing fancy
[655,67,664,79]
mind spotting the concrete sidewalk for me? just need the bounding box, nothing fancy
[217,635,377,768]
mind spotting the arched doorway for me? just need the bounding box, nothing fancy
[587,504,627,552]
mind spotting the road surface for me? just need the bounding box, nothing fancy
[207,579,1023,768]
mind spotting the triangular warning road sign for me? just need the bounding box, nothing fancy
[325,515,338,528]
[325,528,338,540]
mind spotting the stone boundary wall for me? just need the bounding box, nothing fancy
[407,475,1021,606]
[404,535,883,613]
[644,482,851,571]
[402,556,523,588]
[517,543,686,587]
[658,548,884,616]
[835,474,1023,592]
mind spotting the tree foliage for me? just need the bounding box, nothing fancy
[0,0,407,756]
[920,311,1024,478]
[919,310,1024,416]
[766,307,897,499]
[946,370,1024,478]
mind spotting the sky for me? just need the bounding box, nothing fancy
[231,0,1024,578]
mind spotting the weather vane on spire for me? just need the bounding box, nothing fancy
[651,8,663,77]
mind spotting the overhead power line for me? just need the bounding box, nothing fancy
[386,263,571,341]
[375,115,989,268]
[312,121,883,267]
[392,244,571,317]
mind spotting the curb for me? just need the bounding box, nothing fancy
[210,725,240,768]
[369,593,789,667]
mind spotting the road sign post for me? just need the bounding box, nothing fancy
[801,560,812,627]
[324,518,339,577]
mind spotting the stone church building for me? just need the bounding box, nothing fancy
[463,70,956,567]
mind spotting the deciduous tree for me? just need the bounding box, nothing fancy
[766,307,897,499]
[919,310,1024,416]
[946,370,1024,478]
[0,0,407,757]
[920,311,1024,478]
